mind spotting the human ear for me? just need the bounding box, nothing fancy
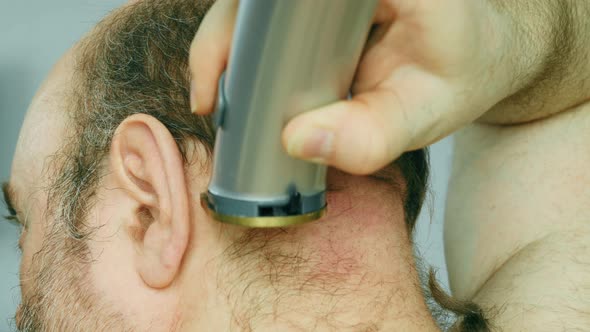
[110,114,190,288]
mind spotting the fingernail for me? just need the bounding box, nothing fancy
[287,128,334,161]
[190,80,198,113]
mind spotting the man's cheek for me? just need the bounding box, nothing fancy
[19,248,32,295]
[15,304,23,329]
[19,231,37,296]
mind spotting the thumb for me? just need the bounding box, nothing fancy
[282,90,414,175]
[189,0,238,115]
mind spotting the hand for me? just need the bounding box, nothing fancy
[190,0,514,174]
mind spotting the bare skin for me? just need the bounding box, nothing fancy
[445,103,590,329]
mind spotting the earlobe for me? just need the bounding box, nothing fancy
[110,114,190,289]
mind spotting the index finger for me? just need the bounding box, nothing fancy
[189,0,238,115]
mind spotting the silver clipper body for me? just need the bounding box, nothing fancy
[201,0,378,227]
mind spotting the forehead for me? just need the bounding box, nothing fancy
[10,49,76,201]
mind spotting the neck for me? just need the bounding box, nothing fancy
[180,170,438,331]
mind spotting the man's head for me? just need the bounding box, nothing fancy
[4,1,429,330]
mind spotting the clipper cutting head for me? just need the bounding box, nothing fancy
[200,192,327,228]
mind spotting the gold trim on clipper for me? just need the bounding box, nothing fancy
[200,194,326,228]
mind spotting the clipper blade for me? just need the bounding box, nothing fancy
[200,193,326,228]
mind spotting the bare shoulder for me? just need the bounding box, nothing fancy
[473,224,590,330]
[445,103,590,330]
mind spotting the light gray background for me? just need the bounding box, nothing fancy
[0,1,452,330]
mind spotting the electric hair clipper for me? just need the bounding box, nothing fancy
[201,0,378,227]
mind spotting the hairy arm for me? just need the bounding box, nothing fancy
[482,0,590,124]
[445,1,590,329]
